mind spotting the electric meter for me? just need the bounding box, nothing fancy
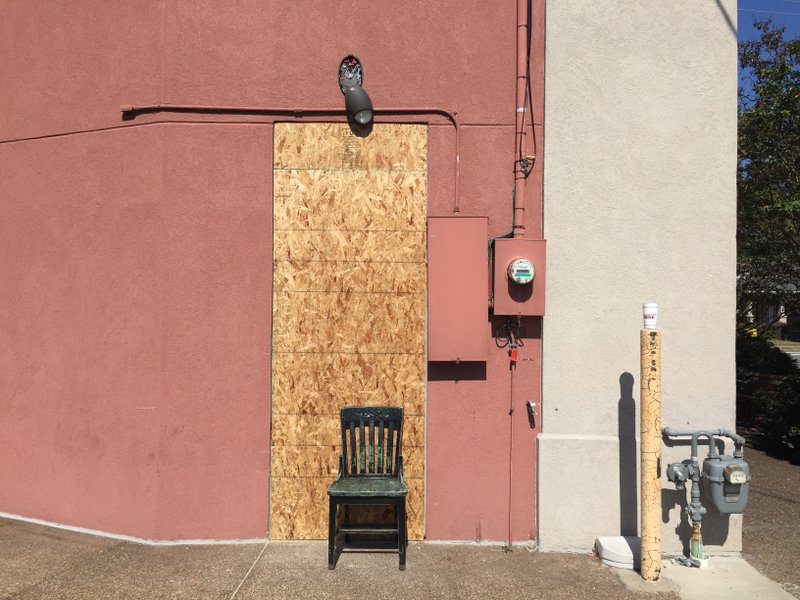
[507,258,535,285]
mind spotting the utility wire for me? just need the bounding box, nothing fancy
[738,8,800,16]
[517,0,537,175]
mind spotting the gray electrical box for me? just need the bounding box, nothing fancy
[702,455,751,514]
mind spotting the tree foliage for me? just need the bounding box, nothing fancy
[738,20,800,327]
[736,332,800,462]
[737,22,800,462]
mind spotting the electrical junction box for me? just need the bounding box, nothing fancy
[492,238,546,316]
[427,216,488,362]
[702,455,751,514]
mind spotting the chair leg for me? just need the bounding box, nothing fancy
[344,505,350,544]
[328,497,337,570]
[398,500,407,571]
[403,502,408,551]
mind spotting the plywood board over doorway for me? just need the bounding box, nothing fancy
[271,123,427,540]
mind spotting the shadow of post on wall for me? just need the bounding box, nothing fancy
[618,372,638,536]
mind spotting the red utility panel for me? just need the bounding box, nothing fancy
[427,217,488,362]
[492,238,546,316]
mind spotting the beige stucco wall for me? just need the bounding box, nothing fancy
[539,1,738,552]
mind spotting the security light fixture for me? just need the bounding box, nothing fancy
[339,55,373,126]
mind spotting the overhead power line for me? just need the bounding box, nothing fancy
[738,8,800,17]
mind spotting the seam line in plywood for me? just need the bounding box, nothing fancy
[274,168,426,173]
[273,260,425,265]
[273,228,426,233]
[274,257,425,261]
[273,351,424,355]
[276,290,423,295]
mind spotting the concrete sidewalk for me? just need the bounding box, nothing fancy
[0,517,792,600]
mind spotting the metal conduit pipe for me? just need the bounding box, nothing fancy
[694,432,718,460]
[663,427,746,458]
[120,104,461,213]
[512,0,529,238]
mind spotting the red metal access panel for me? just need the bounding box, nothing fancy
[427,217,488,362]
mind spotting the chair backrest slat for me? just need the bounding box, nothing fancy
[369,420,375,473]
[339,406,403,477]
[387,421,395,475]
[349,421,357,475]
[377,419,384,473]
[358,419,366,473]
[394,422,402,475]
[341,421,349,475]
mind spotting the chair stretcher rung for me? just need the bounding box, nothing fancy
[339,524,399,534]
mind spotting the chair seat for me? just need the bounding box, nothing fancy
[328,476,407,498]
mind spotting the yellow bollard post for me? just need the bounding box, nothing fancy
[640,327,662,581]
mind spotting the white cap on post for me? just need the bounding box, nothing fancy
[643,303,658,329]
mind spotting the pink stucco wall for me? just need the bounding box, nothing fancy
[0,0,543,541]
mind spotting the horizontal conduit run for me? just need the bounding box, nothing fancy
[120,104,461,213]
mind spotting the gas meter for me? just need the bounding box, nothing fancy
[702,454,751,514]
[507,258,535,285]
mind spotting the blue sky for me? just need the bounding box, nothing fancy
[738,1,800,98]
[739,0,800,41]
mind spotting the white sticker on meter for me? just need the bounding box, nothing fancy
[507,258,535,285]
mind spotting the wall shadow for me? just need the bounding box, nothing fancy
[428,361,487,382]
[700,508,731,546]
[348,119,373,137]
[618,372,638,536]
[661,487,731,554]
[488,315,542,341]
[661,488,692,555]
[714,0,737,40]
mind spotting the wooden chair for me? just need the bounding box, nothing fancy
[327,406,407,570]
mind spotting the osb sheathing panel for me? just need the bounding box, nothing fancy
[274,260,425,294]
[273,391,425,420]
[271,446,425,479]
[271,123,426,540]
[272,354,424,411]
[272,415,425,448]
[273,170,426,231]
[273,293,425,354]
[274,123,427,171]
[274,230,425,263]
